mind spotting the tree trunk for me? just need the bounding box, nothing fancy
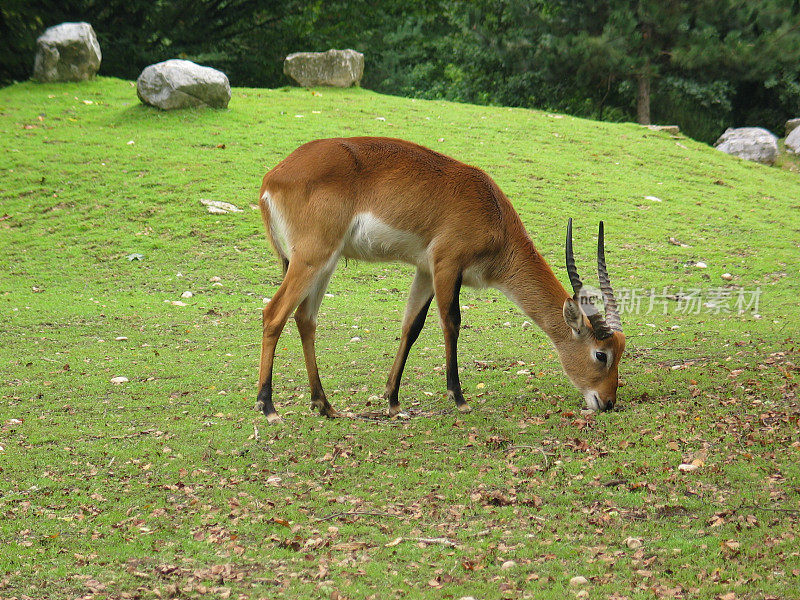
[636,72,651,125]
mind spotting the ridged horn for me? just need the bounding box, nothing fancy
[565,218,583,296]
[597,221,623,333]
[566,219,613,340]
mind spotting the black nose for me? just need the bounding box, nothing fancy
[603,400,615,412]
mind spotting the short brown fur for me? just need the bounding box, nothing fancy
[256,137,625,421]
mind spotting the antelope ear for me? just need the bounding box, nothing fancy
[563,298,590,338]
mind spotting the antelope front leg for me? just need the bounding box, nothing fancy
[434,268,471,414]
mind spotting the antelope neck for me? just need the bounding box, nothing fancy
[497,234,574,346]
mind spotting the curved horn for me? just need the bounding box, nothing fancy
[567,219,613,340]
[565,218,583,297]
[597,221,623,333]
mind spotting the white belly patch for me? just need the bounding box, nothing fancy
[342,213,429,267]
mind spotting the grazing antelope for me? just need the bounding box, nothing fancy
[257,137,625,422]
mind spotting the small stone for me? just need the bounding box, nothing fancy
[569,576,589,587]
[645,124,680,135]
[115,336,128,341]
[501,560,517,570]
[695,262,707,268]
[110,376,129,384]
[678,463,699,472]
[210,276,222,282]
[669,236,690,247]
[721,273,733,281]
[181,291,193,298]
[171,300,187,306]
[349,336,361,343]
[645,195,662,202]
[625,537,643,549]
[521,321,532,329]
[576,591,589,599]
[200,198,242,214]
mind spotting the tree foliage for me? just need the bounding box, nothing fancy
[2,0,799,143]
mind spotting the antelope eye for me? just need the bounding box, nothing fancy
[595,351,608,364]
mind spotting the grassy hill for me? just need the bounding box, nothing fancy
[1,77,798,599]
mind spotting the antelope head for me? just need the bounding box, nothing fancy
[560,219,625,412]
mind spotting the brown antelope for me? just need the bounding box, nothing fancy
[257,137,625,422]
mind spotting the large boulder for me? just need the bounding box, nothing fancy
[786,118,800,137]
[785,126,800,155]
[283,49,364,87]
[713,127,779,165]
[136,60,231,110]
[33,22,101,82]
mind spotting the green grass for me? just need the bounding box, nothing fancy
[1,77,798,600]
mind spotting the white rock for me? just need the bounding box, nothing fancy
[645,195,662,202]
[721,273,733,281]
[115,336,128,341]
[501,560,517,570]
[283,49,364,87]
[171,300,187,306]
[200,198,242,213]
[349,336,362,343]
[110,376,129,384]
[569,576,589,587]
[678,463,699,472]
[786,125,800,154]
[136,59,231,110]
[181,291,193,298]
[521,321,532,329]
[625,537,643,549]
[714,127,779,165]
[695,262,707,268]
[33,22,101,82]
[210,276,222,282]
